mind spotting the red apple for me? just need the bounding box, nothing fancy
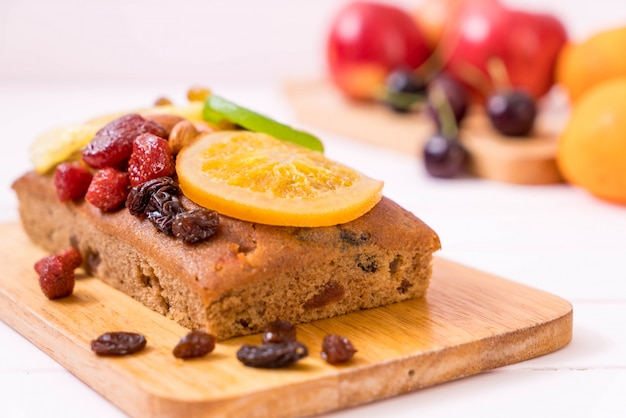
[326,1,432,100]
[439,0,567,101]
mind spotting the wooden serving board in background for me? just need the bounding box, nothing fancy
[0,222,572,418]
[285,80,566,185]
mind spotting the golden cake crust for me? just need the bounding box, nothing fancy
[13,171,441,339]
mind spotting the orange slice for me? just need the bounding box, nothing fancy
[176,131,384,226]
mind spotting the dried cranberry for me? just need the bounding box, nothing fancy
[82,114,167,169]
[128,133,175,187]
[91,332,147,356]
[85,167,130,212]
[321,334,357,364]
[34,254,75,299]
[236,341,308,368]
[53,162,93,202]
[172,330,216,359]
[262,320,297,344]
[172,209,219,244]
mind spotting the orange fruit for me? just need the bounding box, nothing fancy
[176,131,384,226]
[557,77,626,205]
[556,26,626,102]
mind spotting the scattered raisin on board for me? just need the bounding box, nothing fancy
[173,330,216,359]
[91,332,147,356]
[321,334,357,364]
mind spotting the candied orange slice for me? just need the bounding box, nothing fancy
[176,131,384,226]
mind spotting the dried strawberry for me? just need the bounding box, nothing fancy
[85,167,130,211]
[82,114,167,169]
[128,133,175,187]
[53,162,93,202]
[35,254,75,299]
[58,247,83,269]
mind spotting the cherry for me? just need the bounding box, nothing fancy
[486,90,537,136]
[423,134,468,178]
[382,68,427,113]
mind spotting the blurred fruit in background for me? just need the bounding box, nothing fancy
[556,26,626,103]
[557,77,626,205]
[326,1,431,100]
[438,0,568,101]
[411,0,463,49]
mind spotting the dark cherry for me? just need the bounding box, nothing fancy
[423,134,468,178]
[426,75,469,129]
[382,68,427,113]
[486,90,537,136]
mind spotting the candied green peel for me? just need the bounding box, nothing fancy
[202,95,324,152]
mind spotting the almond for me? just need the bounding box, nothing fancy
[143,113,185,137]
[169,120,200,155]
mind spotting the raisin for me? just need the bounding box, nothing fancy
[53,162,93,202]
[236,341,308,368]
[172,329,216,359]
[82,114,167,169]
[34,253,76,300]
[91,332,147,356]
[321,334,357,364]
[126,177,179,217]
[85,167,130,212]
[172,209,219,244]
[154,96,173,106]
[147,195,185,235]
[128,133,175,187]
[262,319,297,344]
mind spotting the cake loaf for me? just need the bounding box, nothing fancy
[13,171,440,340]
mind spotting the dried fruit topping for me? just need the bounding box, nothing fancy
[53,162,93,202]
[82,114,167,169]
[321,334,357,364]
[171,209,219,244]
[90,332,147,356]
[128,133,175,187]
[236,341,308,368]
[126,177,219,244]
[34,247,82,300]
[172,329,216,359]
[126,177,179,216]
[85,167,130,212]
[262,319,297,344]
[145,190,186,235]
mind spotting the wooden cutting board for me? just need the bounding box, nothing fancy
[0,222,572,418]
[284,80,567,185]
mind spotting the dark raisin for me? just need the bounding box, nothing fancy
[127,177,179,217]
[262,320,297,344]
[339,229,371,246]
[147,196,186,234]
[356,254,378,273]
[321,334,357,364]
[172,329,216,359]
[172,209,219,244]
[236,341,308,368]
[91,332,147,356]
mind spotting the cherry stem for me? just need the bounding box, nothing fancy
[430,83,458,140]
[486,57,512,92]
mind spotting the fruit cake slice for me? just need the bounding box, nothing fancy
[13,96,441,340]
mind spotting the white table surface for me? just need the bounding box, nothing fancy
[1,1,626,417]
